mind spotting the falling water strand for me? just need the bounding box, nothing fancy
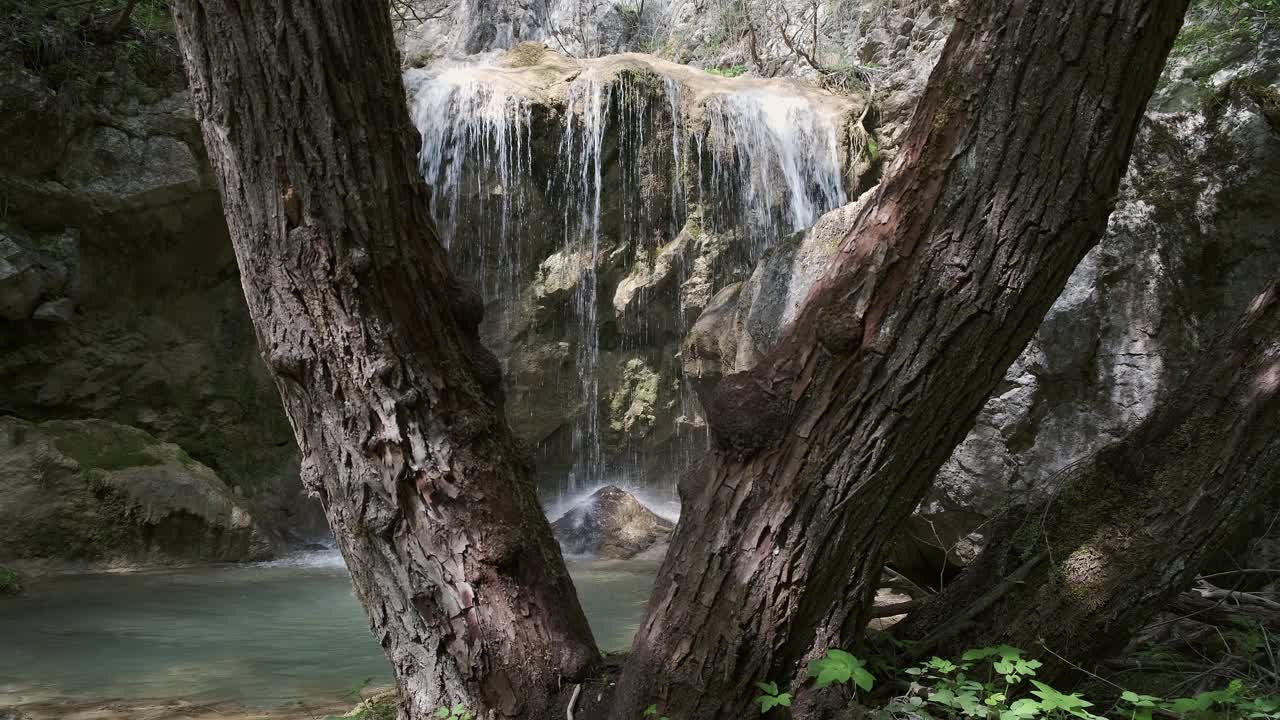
[412,64,850,508]
[412,69,534,311]
[700,90,847,258]
[552,73,614,496]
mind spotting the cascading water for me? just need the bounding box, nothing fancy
[553,71,612,493]
[696,90,848,256]
[412,68,534,311]
[408,56,854,513]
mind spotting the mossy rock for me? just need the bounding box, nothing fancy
[0,416,274,566]
[0,566,20,595]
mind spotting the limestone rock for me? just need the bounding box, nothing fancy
[551,485,673,559]
[607,358,661,442]
[0,228,77,322]
[0,30,313,544]
[31,297,74,323]
[678,20,1280,581]
[0,416,274,565]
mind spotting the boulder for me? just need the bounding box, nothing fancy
[31,297,74,323]
[551,486,673,559]
[0,416,273,566]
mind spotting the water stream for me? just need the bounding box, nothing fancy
[408,56,851,509]
[0,552,660,709]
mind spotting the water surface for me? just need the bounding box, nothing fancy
[0,551,659,708]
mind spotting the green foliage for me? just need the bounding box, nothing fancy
[706,64,748,78]
[642,703,671,720]
[754,680,793,713]
[1176,0,1280,53]
[881,646,1279,720]
[343,677,373,702]
[0,567,20,595]
[809,648,875,693]
[434,703,474,720]
[322,684,396,720]
[864,134,881,165]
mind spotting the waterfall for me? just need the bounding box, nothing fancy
[554,71,613,494]
[699,90,848,256]
[411,68,534,308]
[407,57,853,510]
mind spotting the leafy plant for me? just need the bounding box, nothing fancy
[0,567,20,595]
[434,703,474,720]
[809,648,875,693]
[706,64,748,78]
[344,677,373,702]
[1176,0,1280,53]
[881,645,1280,720]
[642,703,671,720]
[323,687,396,720]
[1116,690,1159,720]
[754,680,793,713]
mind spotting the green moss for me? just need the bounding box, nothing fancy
[864,134,881,165]
[0,0,183,99]
[51,424,162,471]
[608,358,660,437]
[0,567,21,595]
[706,64,748,78]
[326,690,399,720]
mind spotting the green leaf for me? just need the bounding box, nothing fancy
[755,692,793,713]
[962,647,1000,662]
[955,691,985,717]
[450,704,466,716]
[928,657,959,674]
[434,708,450,719]
[643,704,658,718]
[1029,680,1093,714]
[1001,698,1042,719]
[928,687,958,707]
[808,649,874,692]
[1120,690,1159,707]
[755,681,779,696]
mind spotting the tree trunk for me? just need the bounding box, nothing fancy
[613,2,1189,718]
[169,3,600,718]
[896,281,1280,682]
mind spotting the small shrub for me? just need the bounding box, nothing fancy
[706,64,748,78]
[0,567,20,595]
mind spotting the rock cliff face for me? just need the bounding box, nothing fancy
[682,14,1280,573]
[0,9,314,552]
[0,416,272,566]
[2,1,1275,573]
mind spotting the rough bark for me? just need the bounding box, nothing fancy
[613,2,1189,718]
[169,3,600,718]
[896,281,1280,681]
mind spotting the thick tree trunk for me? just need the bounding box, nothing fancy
[896,281,1280,681]
[613,2,1189,718]
[169,4,599,718]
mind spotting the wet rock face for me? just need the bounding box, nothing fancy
[551,486,674,559]
[407,47,867,497]
[679,19,1280,579]
[0,416,273,566]
[0,25,316,544]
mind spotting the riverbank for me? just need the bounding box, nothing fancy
[7,696,365,720]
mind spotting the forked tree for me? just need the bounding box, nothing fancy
[170,1,1193,719]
